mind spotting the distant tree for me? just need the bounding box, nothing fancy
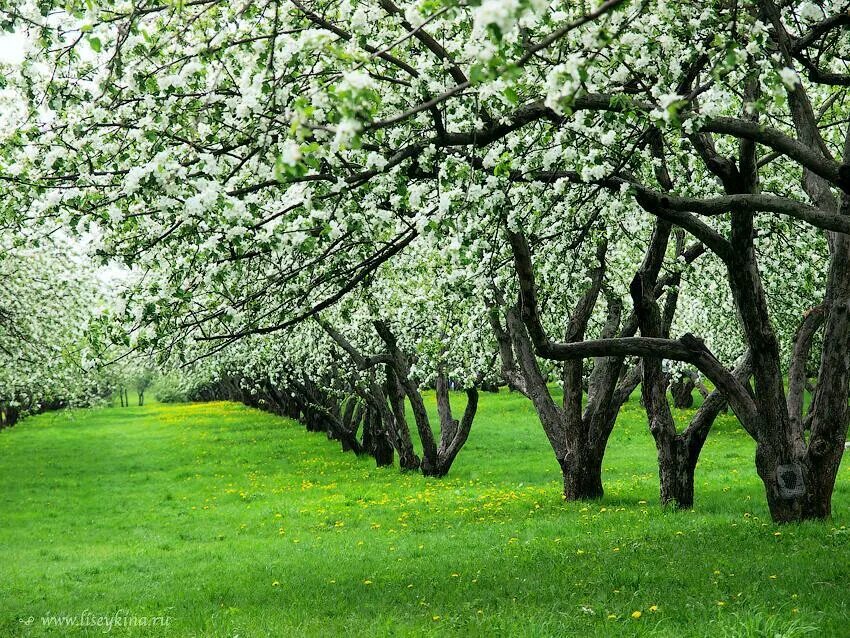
[133,367,157,407]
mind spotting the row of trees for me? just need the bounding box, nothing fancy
[2,0,849,522]
[0,237,111,427]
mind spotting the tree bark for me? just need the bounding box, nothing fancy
[670,374,695,409]
[560,447,604,500]
[364,405,394,467]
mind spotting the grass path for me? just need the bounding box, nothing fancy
[1,395,848,636]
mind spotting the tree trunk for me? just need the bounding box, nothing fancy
[364,406,394,467]
[670,375,695,409]
[657,436,695,508]
[304,411,324,432]
[756,444,810,522]
[756,431,846,523]
[138,392,144,406]
[560,446,604,500]
[381,370,421,472]
[376,325,437,474]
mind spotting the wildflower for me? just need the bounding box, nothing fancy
[272,581,280,587]
[631,610,642,619]
[363,580,373,585]
[649,605,658,612]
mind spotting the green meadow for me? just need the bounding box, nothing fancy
[1,391,848,637]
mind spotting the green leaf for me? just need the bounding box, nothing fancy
[469,64,488,85]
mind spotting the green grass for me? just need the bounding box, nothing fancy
[0,391,848,637]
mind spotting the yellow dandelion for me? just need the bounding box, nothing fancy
[363,579,373,585]
[631,610,642,619]
[272,581,280,587]
[649,605,658,612]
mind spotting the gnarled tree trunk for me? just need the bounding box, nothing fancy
[374,321,480,478]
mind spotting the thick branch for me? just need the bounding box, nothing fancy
[787,305,825,433]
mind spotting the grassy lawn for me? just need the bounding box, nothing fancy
[1,391,848,637]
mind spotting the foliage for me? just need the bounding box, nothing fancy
[0,237,110,422]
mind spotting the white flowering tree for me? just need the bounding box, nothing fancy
[0,238,109,426]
